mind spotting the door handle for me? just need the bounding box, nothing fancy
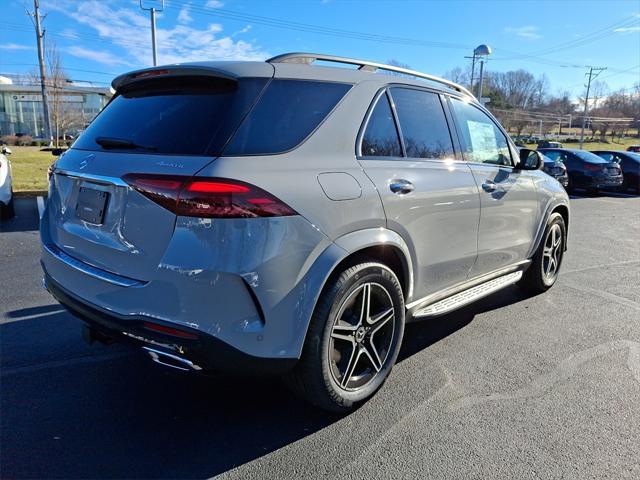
[389,180,415,195]
[481,181,498,192]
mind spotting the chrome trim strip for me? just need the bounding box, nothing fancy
[406,260,530,311]
[143,347,202,371]
[54,169,129,187]
[43,243,145,287]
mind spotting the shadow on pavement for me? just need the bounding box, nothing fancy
[1,284,531,479]
[0,198,40,233]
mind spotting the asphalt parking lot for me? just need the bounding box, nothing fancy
[1,193,639,479]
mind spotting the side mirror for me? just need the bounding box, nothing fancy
[51,148,66,156]
[518,149,542,170]
[1,146,12,155]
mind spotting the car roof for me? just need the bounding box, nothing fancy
[112,55,476,102]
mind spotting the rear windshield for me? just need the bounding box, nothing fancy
[72,77,268,156]
[574,150,608,163]
[224,79,352,155]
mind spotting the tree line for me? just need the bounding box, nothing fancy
[444,65,639,139]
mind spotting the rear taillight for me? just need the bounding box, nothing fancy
[584,163,604,172]
[123,174,297,218]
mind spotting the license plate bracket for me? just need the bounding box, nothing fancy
[76,187,109,224]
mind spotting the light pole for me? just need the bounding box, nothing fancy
[474,44,491,101]
[139,0,164,66]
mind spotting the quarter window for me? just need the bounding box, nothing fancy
[390,88,454,159]
[225,79,351,155]
[450,98,512,166]
[361,93,402,157]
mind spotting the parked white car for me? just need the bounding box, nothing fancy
[1,146,15,219]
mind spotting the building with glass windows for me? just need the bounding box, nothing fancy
[0,77,112,138]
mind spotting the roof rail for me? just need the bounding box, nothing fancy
[266,52,474,98]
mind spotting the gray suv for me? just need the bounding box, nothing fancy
[41,53,569,411]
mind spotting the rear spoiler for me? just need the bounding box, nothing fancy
[112,66,239,91]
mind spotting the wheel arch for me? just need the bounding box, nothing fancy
[331,228,414,303]
[528,199,570,258]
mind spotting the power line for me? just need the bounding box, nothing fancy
[494,15,639,61]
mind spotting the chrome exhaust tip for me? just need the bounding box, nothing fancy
[143,347,202,372]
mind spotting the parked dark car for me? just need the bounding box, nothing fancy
[538,148,623,193]
[542,153,569,187]
[538,140,563,149]
[520,148,568,187]
[626,145,640,153]
[592,150,640,193]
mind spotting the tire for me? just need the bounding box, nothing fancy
[519,212,566,294]
[565,176,574,194]
[0,195,15,220]
[284,262,405,412]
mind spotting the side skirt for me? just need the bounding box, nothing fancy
[407,261,529,320]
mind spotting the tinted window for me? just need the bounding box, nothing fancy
[225,79,351,155]
[542,150,561,161]
[594,152,614,162]
[390,88,454,159]
[574,150,608,163]
[361,93,402,157]
[450,98,512,166]
[73,77,268,155]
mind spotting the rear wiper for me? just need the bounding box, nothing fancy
[95,137,157,151]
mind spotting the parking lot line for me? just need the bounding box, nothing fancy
[36,196,45,218]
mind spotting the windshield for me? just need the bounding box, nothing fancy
[627,152,640,162]
[73,77,268,156]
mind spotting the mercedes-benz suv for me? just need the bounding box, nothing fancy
[41,53,569,412]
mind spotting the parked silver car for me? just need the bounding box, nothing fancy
[0,146,14,219]
[40,54,569,411]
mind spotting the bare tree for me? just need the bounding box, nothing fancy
[590,80,609,109]
[489,69,540,109]
[444,66,471,88]
[47,41,83,147]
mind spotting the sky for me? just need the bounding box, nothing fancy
[1,0,639,99]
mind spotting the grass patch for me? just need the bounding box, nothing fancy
[8,146,56,193]
[521,137,639,152]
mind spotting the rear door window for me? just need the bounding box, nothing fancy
[73,77,268,156]
[224,79,351,155]
[360,93,402,158]
[389,87,454,160]
[450,98,513,166]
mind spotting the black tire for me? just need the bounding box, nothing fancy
[284,262,405,412]
[0,195,15,220]
[565,176,574,195]
[519,212,566,294]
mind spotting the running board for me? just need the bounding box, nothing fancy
[412,271,523,318]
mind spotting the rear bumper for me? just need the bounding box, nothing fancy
[41,211,344,361]
[589,175,623,190]
[43,271,297,375]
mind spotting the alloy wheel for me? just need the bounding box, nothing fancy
[542,223,563,282]
[328,282,395,391]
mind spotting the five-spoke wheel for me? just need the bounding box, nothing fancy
[519,212,566,293]
[329,282,395,390]
[542,223,563,282]
[285,262,405,412]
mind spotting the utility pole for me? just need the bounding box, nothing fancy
[27,0,52,145]
[140,1,164,66]
[579,66,606,149]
